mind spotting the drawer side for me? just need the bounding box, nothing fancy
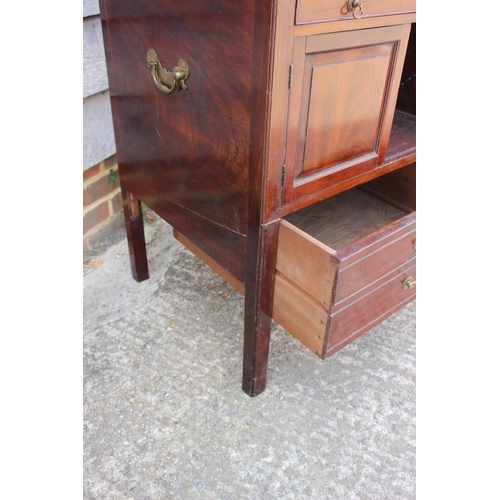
[273,272,329,357]
[276,220,338,309]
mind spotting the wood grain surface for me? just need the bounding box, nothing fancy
[285,188,407,250]
[99,0,417,393]
[296,0,416,25]
[282,24,411,205]
[100,0,255,235]
[326,261,416,357]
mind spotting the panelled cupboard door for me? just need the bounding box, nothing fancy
[282,24,411,204]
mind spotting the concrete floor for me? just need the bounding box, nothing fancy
[83,212,416,499]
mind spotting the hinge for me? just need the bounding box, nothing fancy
[281,164,286,187]
[288,64,293,89]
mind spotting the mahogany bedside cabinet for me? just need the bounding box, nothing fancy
[99,0,416,396]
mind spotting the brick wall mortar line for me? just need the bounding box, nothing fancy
[107,197,122,216]
[83,186,122,215]
[83,163,119,190]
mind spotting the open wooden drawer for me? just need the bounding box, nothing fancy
[174,164,416,359]
[274,163,416,358]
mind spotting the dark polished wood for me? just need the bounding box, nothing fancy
[242,0,279,396]
[121,189,149,282]
[278,109,416,218]
[99,0,256,267]
[283,25,411,204]
[360,162,416,213]
[396,23,416,115]
[275,181,416,359]
[243,221,280,396]
[99,0,416,395]
[124,169,247,282]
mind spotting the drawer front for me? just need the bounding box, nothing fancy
[334,213,415,303]
[326,261,416,356]
[296,0,416,25]
[276,215,416,311]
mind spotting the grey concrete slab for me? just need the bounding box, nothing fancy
[83,214,416,499]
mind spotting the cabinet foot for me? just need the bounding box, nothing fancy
[122,189,149,282]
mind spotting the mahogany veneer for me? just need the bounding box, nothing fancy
[99,0,416,396]
[277,164,416,358]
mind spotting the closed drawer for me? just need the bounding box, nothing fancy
[296,0,416,25]
[273,166,416,358]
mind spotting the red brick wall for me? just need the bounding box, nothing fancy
[83,155,122,237]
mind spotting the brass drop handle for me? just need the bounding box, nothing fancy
[347,0,364,19]
[147,48,189,94]
[403,276,416,290]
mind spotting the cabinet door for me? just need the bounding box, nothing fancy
[283,24,410,204]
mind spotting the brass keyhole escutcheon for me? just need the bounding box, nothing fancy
[403,276,416,290]
[347,0,364,19]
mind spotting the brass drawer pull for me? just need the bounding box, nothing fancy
[347,0,364,19]
[403,276,416,290]
[147,48,189,94]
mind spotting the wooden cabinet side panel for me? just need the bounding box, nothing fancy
[174,230,246,293]
[155,193,248,282]
[99,0,256,235]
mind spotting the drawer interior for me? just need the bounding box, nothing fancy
[284,163,415,253]
[284,188,407,251]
